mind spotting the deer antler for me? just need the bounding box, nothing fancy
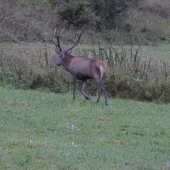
[53,28,64,51]
[66,31,82,52]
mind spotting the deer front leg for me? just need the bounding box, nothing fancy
[73,76,77,100]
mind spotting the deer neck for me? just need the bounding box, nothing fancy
[62,53,73,71]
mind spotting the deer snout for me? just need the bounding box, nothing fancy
[56,58,62,66]
[56,61,62,66]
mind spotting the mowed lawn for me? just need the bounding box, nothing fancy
[0,86,170,170]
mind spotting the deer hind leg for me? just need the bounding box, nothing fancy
[96,88,102,103]
[81,80,91,100]
[96,79,108,105]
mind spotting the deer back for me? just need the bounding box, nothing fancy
[65,54,107,80]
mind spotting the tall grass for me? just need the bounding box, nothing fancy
[0,43,71,92]
[82,44,170,102]
[1,43,170,102]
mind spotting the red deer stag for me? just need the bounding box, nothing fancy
[54,29,108,105]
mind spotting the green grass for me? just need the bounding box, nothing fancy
[0,86,170,170]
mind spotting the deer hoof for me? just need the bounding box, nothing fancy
[86,96,91,100]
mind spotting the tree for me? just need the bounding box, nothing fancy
[55,0,99,28]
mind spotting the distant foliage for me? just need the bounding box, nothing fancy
[51,0,131,30]
[89,0,132,30]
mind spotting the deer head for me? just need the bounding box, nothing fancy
[53,29,82,66]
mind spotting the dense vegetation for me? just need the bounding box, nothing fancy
[1,43,170,103]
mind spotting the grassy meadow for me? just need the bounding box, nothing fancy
[0,86,170,170]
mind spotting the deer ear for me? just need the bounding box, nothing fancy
[67,49,72,54]
[55,49,63,55]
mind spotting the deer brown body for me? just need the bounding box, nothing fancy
[54,30,108,105]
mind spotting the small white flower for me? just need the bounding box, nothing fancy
[72,125,74,130]
[72,142,74,146]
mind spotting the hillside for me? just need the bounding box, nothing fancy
[0,0,170,44]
